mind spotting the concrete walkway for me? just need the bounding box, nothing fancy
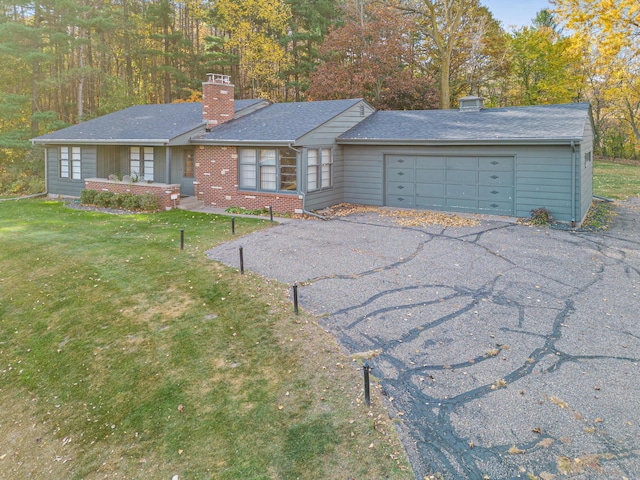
[207,201,640,479]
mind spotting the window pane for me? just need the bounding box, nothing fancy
[60,147,69,160]
[130,147,140,160]
[71,147,81,160]
[260,149,276,165]
[239,149,256,189]
[71,160,81,179]
[144,161,154,181]
[307,149,318,191]
[143,147,154,161]
[130,160,140,176]
[184,151,194,178]
[279,148,297,191]
[60,159,69,178]
[259,149,277,191]
[280,156,297,191]
[321,149,332,188]
[260,165,276,190]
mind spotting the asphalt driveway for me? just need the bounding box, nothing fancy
[207,201,640,479]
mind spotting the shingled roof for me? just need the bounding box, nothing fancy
[193,98,363,145]
[338,102,592,145]
[31,100,266,145]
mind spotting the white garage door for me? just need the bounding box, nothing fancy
[385,155,514,215]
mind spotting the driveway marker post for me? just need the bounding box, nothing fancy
[239,246,244,274]
[363,363,371,406]
[268,205,273,223]
[292,283,299,314]
[231,216,235,235]
[180,229,184,250]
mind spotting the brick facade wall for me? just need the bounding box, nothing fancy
[85,179,181,211]
[195,146,303,214]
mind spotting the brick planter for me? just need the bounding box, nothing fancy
[84,178,181,210]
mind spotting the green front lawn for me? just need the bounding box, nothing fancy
[0,200,411,479]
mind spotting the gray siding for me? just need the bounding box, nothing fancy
[297,101,374,146]
[47,146,96,197]
[300,101,374,211]
[303,146,345,211]
[342,144,582,222]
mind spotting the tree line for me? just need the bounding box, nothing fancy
[0,0,638,193]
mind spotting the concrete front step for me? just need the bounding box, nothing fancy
[177,196,204,210]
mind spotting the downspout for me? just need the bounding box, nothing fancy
[288,143,326,220]
[571,141,577,228]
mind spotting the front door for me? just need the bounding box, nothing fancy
[180,150,195,196]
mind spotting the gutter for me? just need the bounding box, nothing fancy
[336,138,584,147]
[31,139,172,146]
[191,139,295,147]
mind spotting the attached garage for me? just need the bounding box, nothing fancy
[338,99,594,226]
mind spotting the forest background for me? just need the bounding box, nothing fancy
[0,0,638,195]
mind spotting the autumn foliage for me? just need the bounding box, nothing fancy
[308,2,438,110]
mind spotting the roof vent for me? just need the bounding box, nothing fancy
[459,96,484,112]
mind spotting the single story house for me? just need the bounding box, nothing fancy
[32,74,594,225]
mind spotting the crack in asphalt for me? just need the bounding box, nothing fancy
[206,204,640,479]
[309,217,640,479]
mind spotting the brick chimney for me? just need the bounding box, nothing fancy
[202,73,234,129]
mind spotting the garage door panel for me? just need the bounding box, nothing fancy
[478,186,513,202]
[386,155,415,168]
[447,169,477,183]
[479,157,513,170]
[478,170,513,185]
[387,181,415,196]
[387,167,414,181]
[386,194,415,207]
[416,168,445,183]
[416,183,445,197]
[445,197,477,208]
[446,184,477,197]
[447,157,478,169]
[415,157,446,168]
[478,200,514,213]
[416,196,445,207]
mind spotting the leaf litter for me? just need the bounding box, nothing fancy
[321,203,480,228]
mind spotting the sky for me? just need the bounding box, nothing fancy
[481,0,553,30]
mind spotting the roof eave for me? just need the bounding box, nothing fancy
[190,139,296,146]
[31,138,172,146]
[336,137,584,146]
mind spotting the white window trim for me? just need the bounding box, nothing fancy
[307,147,333,191]
[129,146,154,182]
[238,147,298,193]
[60,146,81,180]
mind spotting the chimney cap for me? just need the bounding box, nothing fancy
[206,73,232,85]
[459,96,484,112]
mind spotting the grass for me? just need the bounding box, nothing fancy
[593,157,640,199]
[0,200,412,479]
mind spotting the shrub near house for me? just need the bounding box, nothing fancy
[80,189,159,212]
